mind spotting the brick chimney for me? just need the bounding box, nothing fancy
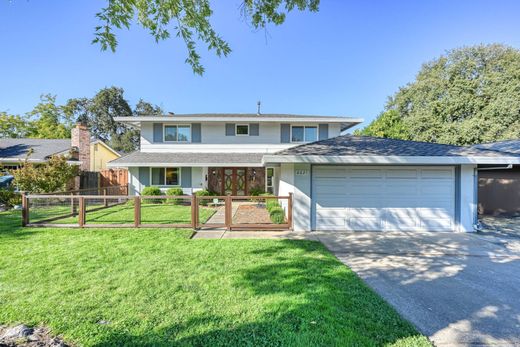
[71,123,90,171]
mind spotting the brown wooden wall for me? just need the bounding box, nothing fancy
[478,166,520,216]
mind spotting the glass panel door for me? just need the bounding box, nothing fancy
[236,168,246,196]
[224,169,233,195]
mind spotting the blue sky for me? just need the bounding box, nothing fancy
[1,0,519,130]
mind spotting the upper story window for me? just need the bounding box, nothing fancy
[164,125,191,142]
[291,126,317,143]
[236,124,249,136]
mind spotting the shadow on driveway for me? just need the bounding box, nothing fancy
[314,230,520,347]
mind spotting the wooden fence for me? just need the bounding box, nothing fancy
[21,193,293,231]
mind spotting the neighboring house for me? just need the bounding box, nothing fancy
[472,140,520,216]
[109,114,520,233]
[0,124,120,172]
[90,139,121,172]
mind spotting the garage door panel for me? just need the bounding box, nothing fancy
[313,166,455,232]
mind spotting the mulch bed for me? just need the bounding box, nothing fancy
[234,204,272,224]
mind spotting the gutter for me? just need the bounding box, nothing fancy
[476,164,513,171]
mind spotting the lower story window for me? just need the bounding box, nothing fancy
[266,167,274,194]
[151,167,180,186]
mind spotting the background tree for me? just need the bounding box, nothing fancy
[357,44,520,145]
[92,0,320,75]
[66,87,161,153]
[354,110,410,140]
[0,112,29,138]
[26,95,74,139]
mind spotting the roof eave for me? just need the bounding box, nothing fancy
[262,155,520,165]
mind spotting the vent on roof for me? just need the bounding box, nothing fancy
[257,101,261,115]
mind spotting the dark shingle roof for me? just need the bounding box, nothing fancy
[109,151,264,166]
[0,139,71,161]
[472,140,520,155]
[275,135,520,157]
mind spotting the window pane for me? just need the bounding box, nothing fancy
[164,126,177,141]
[236,125,249,135]
[166,168,179,185]
[305,127,318,142]
[177,126,191,142]
[151,168,164,185]
[291,126,304,142]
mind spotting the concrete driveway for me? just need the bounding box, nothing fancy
[313,230,520,347]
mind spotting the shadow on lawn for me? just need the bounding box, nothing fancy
[0,211,38,239]
[92,241,427,347]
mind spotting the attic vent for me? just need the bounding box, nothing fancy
[257,101,261,115]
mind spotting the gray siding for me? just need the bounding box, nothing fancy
[153,123,163,143]
[319,124,329,140]
[192,123,202,143]
[139,167,150,186]
[181,167,192,188]
[250,123,259,136]
[225,123,235,136]
[280,123,290,143]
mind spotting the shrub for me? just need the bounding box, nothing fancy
[269,206,286,224]
[141,186,163,204]
[265,197,280,212]
[0,187,15,207]
[195,189,213,206]
[166,187,184,205]
[249,187,264,196]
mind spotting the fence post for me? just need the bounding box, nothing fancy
[21,193,28,227]
[287,193,293,230]
[78,196,85,227]
[191,195,198,230]
[103,188,108,207]
[134,196,141,227]
[225,195,232,230]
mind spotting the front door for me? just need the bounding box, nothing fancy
[223,168,247,195]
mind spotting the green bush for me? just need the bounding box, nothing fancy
[249,187,265,196]
[141,186,163,204]
[166,187,184,205]
[269,206,286,224]
[0,187,15,207]
[195,189,213,206]
[266,198,280,212]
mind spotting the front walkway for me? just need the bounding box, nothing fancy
[191,230,315,240]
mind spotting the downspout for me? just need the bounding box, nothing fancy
[473,164,513,231]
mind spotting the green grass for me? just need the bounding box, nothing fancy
[0,210,430,346]
[28,202,215,225]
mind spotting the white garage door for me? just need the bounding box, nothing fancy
[313,166,456,232]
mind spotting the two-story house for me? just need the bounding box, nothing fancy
[109,113,520,233]
[109,113,362,196]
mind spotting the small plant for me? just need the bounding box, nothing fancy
[249,187,264,196]
[0,187,16,207]
[269,206,286,224]
[166,187,184,205]
[141,186,163,204]
[195,189,213,206]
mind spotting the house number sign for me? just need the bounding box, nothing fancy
[295,170,309,175]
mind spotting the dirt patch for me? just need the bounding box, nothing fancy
[0,325,69,347]
[234,204,272,224]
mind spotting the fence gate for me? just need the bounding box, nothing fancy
[80,172,99,190]
[100,169,128,188]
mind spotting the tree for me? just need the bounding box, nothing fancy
[358,44,520,145]
[92,0,320,75]
[26,94,74,139]
[12,155,79,193]
[0,112,29,138]
[354,110,410,140]
[66,87,160,153]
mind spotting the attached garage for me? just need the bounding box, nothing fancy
[265,135,520,232]
[312,166,456,232]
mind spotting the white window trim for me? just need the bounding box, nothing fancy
[149,167,182,186]
[290,125,318,143]
[163,124,192,143]
[235,124,249,136]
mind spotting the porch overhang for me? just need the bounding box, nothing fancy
[108,151,265,168]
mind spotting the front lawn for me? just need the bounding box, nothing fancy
[28,202,215,225]
[0,211,430,346]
